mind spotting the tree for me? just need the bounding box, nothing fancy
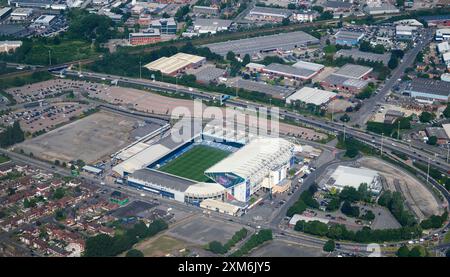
[442,104,450,118]
[388,57,398,69]
[208,241,227,254]
[345,147,359,158]
[427,136,437,145]
[242,54,250,66]
[226,51,236,61]
[323,239,335,252]
[446,248,450,257]
[361,210,375,221]
[340,114,350,122]
[396,245,410,257]
[126,249,144,257]
[408,246,424,257]
[54,160,60,166]
[419,111,435,123]
[341,201,360,218]
[282,17,290,26]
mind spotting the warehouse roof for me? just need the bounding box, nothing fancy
[34,14,55,24]
[407,78,450,97]
[286,87,336,105]
[130,169,195,192]
[324,1,352,9]
[425,127,449,140]
[194,18,233,28]
[204,31,319,56]
[264,63,317,79]
[232,79,296,99]
[249,6,293,17]
[144,53,205,75]
[328,166,379,190]
[335,49,391,65]
[333,64,373,79]
[437,41,449,54]
[293,60,324,72]
[335,30,364,40]
[443,124,450,139]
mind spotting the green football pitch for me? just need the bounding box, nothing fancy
[158,145,230,182]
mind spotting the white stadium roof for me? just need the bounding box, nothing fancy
[205,137,293,183]
[113,144,172,176]
[184,182,226,197]
[286,87,337,105]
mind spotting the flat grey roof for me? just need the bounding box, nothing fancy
[194,18,233,28]
[407,78,450,97]
[264,63,316,78]
[322,74,350,85]
[335,49,391,65]
[335,30,364,40]
[249,6,293,17]
[130,168,195,192]
[324,1,352,9]
[425,127,448,139]
[204,31,319,56]
[333,64,373,79]
[233,79,295,98]
[192,66,225,83]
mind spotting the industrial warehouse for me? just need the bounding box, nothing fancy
[112,120,296,214]
[203,30,320,57]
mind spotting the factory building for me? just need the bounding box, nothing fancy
[193,18,233,34]
[245,6,293,22]
[436,28,450,41]
[292,10,319,23]
[320,64,372,93]
[335,49,391,65]
[144,53,206,76]
[10,8,33,21]
[403,78,450,102]
[286,87,337,106]
[0,7,12,21]
[33,15,56,26]
[324,166,382,195]
[0,40,22,53]
[193,5,219,16]
[262,63,320,81]
[150,17,177,35]
[8,0,53,8]
[129,28,161,46]
[204,31,319,57]
[334,30,364,46]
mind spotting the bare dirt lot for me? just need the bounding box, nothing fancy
[358,157,444,220]
[165,215,244,245]
[17,111,140,163]
[87,85,327,140]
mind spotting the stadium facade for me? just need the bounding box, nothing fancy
[112,123,295,208]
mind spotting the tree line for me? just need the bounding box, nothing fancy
[229,229,273,257]
[0,121,25,148]
[207,228,248,254]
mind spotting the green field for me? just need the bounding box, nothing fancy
[159,145,230,182]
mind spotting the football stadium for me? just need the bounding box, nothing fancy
[112,120,295,214]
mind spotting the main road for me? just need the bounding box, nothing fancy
[350,28,434,126]
[65,70,450,174]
